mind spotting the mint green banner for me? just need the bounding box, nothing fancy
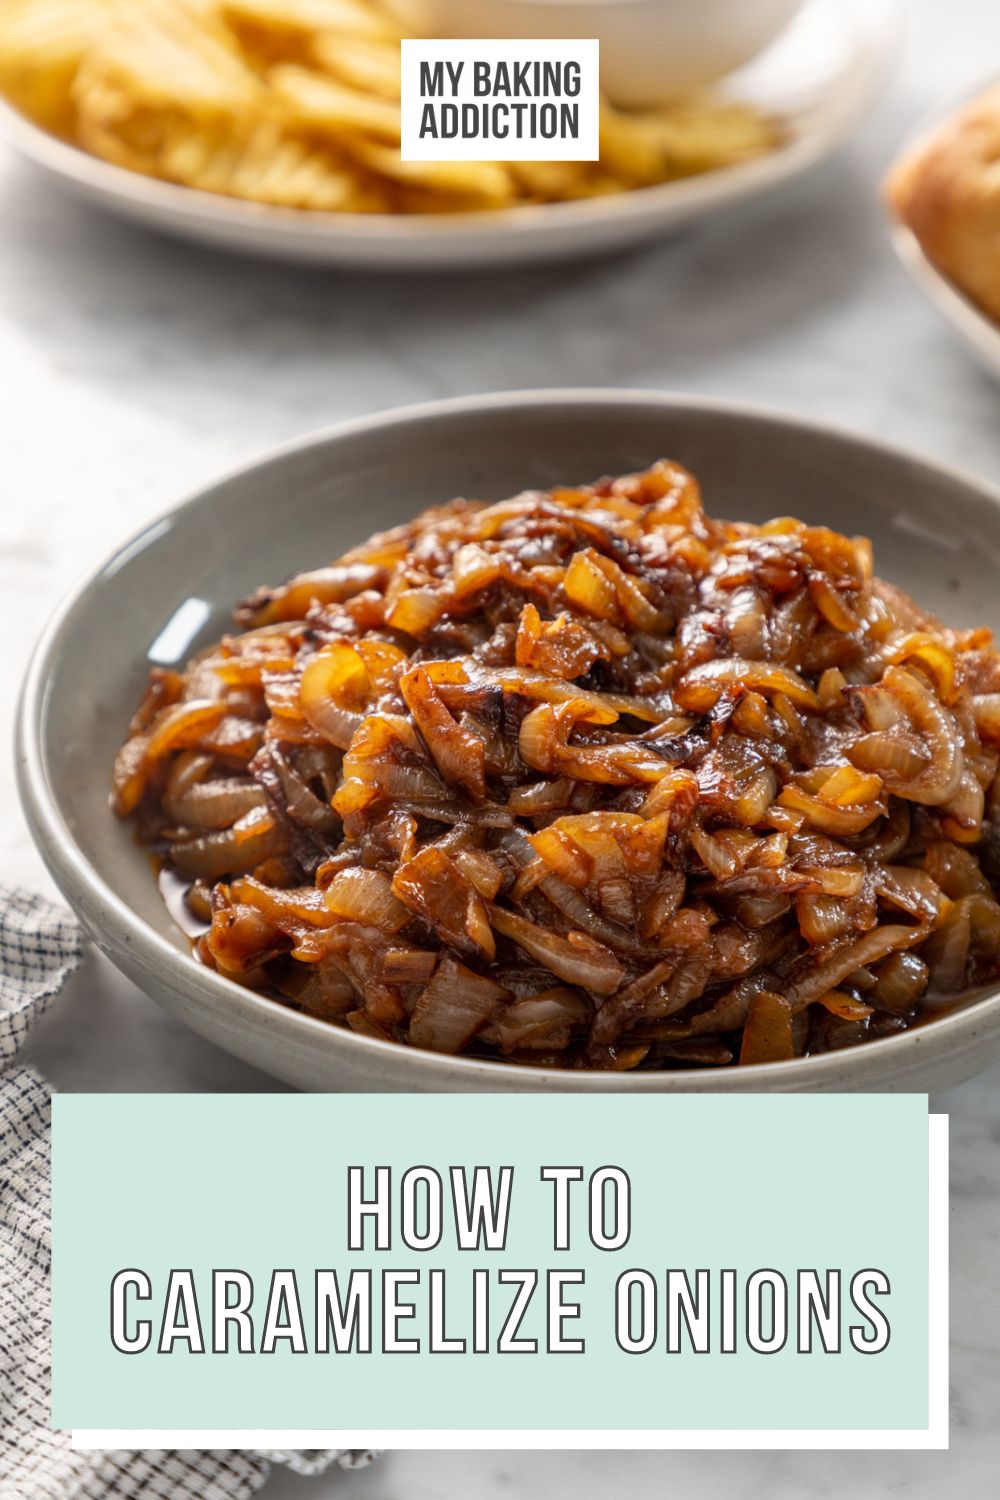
[51,1094,930,1432]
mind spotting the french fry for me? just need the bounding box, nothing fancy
[270,62,401,143]
[0,0,114,133]
[73,0,264,116]
[507,160,589,201]
[350,138,516,208]
[223,0,402,46]
[311,34,401,100]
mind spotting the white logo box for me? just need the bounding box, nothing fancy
[400,39,600,162]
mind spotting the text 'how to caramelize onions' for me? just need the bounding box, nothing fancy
[113,461,1000,1070]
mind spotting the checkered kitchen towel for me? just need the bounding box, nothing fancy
[0,885,376,1499]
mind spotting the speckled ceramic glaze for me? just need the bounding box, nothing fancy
[17,390,1000,1092]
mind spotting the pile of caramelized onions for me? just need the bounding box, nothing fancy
[114,462,1000,1069]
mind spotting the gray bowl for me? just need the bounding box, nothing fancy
[16,390,1000,1092]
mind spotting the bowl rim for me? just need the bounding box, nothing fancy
[0,92,817,241]
[418,0,803,16]
[883,69,1000,380]
[888,221,1000,380]
[17,386,1000,1091]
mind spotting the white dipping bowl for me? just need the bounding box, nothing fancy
[399,0,805,106]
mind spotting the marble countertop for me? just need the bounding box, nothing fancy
[2,0,998,1492]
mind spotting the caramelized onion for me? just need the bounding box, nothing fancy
[408,957,508,1054]
[300,644,368,749]
[785,925,927,1012]
[490,907,623,994]
[493,988,591,1053]
[739,990,795,1065]
[165,752,265,830]
[869,951,929,1013]
[171,812,286,880]
[851,667,963,806]
[400,665,486,801]
[325,868,409,933]
[973,693,1000,742]
[676,659,819,712]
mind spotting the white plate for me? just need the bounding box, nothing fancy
[0,0,899,269]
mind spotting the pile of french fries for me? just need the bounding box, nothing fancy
[0,0,781,214]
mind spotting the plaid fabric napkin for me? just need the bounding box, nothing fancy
[0,885,376,1499]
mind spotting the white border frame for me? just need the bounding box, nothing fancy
[72,1117,949,1452]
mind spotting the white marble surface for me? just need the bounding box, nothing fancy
[1,0,999,1492]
